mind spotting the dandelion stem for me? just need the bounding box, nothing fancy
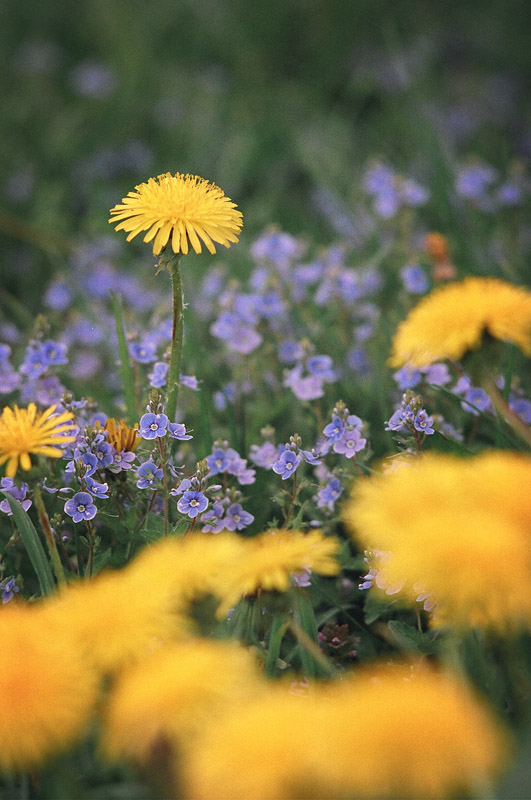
[483,375,531,448]
[165,255,184,422]
[33,485,66,588]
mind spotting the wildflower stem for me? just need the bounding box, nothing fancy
[110,290,138,425]
[157,437,169,537]
[85,519,95,577]
[483,375,531,448]
[33,485,66,587]
[165,256,184,422]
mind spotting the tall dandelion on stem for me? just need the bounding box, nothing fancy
[109,172,243,421]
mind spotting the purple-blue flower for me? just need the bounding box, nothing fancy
[1,577,19,604]
[108,450,136,472]
[138,412,168,439]
[207,448,230,475]
[148,361,169,388]
[400,264,429,295]
[272,448,301,480]
[461,387,491,416]
[332,429,366,458]
[64,491,97,523]
[0,477,32,514]
[393,365,422,390]
[224,503,254,531]
[129,341,157,363]
[177,490,208,518]
[136,459,163,489]
[168,422,193,440]
[385,408,406,432]
[324,420,345,445]
[413,410,435,435]
[316,477,343,511]
[85,477,110,498]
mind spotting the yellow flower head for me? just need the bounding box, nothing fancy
[216,529,341,616]
[0,403,76,478]
[344,451,531,630]
[389,277,531,368]
[184,662,509,800]
[0,605,98,772]
[97,417,141,452]
[102,639,262,765]
[109,172,243,256]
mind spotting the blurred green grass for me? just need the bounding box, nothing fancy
[1,0,530,307]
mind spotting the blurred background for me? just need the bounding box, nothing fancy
[1,0,530,308]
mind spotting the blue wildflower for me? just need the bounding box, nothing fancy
[168,422,193,440]
[136,459,163,489]
[85,477,109,499]
[64,491,97,523]
[249,441,280,469]
[0,478,31,514]
[393,365,422,390]
[129,341,157,363]
[272,448,301,480]
[177,490,208,518]
[138,412,168,439]
[316,477,343,511]
[148,361,169,388]
[1,577,19,604]
[413,410,435,435]
[461,387,491,416]
[108,450,136,473]
[400,264,429,294]
[224,503,254,531]
[333,428,366,458]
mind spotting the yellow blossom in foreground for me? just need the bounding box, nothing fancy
[215,529,341,616]
[109,172,243,256]
[102,639,262,765]
[344,451,531,630]
[184,662,509,799]
[0,606,98,772]
[389,277,531,368]
[0,403,76,477]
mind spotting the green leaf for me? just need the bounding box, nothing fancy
[2,492,55,596]
[387,620,438,654]
[265,612,288,677]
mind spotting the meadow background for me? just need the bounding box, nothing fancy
[1,1,531,798]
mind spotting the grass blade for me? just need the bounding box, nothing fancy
[109,290,137,424]
[2,491,55,596]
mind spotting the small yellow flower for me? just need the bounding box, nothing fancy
[0,403,76,478]
[216,529,341,616]
[97,417,141,452]
[0,605,98,772]
[109,172,243,256]
[344,451,531,630]
[389,277,531,368]
[184,662,509,800]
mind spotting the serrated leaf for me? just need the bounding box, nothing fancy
[387,620,437,654]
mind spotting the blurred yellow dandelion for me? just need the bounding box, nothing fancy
[109,172,243,256]
[344,451,531,630]
[0,606,98,772]
[389,277,531,368]
[98,417,141,452]
[184,662,509,800]
[0,402,76,478]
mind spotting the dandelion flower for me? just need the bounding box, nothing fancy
[184,662,509,800]
[389,277,531,368]
[98,417,141,452]
[109,172,243,256]
[0,403,76,478]
[103,639,262,765]
[344,451,531,630]
[0,605,98,772]
[216,529,341,616]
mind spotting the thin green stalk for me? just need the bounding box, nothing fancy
[286,617,335,677]
[483,375,531,448]
[165,256,184,422]
[109,290,138,424]
[157,437,169,537]
[33,485,66,587]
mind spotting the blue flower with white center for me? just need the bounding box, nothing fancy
[85,477,109,499]
[64,491,97,523]
[168,422,193,440]
[385,408,406,432]
[177,490,208,519]
[413,410,435,435]
[41,339,68,366]
[224,503,254,531]
[207,448,230,475]
[136,459,163,489]
[108,450,136,473]
[333,429,366,458]
[201,501,226,533]
[300,448,322,466]
[461,387,491,416]
[93,440,114,468]
[323,416,345,442]
[423,363,451,386]
[272,448,301,480]
[138,412,168,439]
[65,451,99,477]
[249,441,280,469]
[307,355,336,381]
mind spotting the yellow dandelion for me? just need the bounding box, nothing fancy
[109,172,243,256]
[389,277,531,368]
[184,662,509,800]
[96,417,141,452]
[216,529,341,616]
[344,451,531,630]
[0,605,98,772]
[102,639,262,766]
[0,403,76,478]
